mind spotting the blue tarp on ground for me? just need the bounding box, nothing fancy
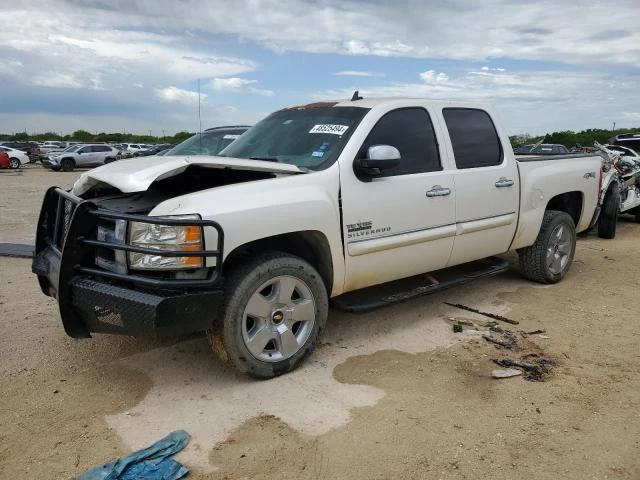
[77,430,189,480]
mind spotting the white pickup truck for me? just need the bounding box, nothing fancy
[33,97,601,377]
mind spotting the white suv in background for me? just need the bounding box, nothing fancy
[120,143,144,156]
[49,144,120,172]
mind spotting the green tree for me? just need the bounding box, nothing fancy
[72,130,93,142]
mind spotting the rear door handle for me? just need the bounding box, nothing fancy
[426,185,451,197]
[495,177,514,188]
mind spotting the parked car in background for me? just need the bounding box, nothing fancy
[514,143,570,155]
[611,133,640,153]
[164,125,250,156]
[0,141,40,161]
[134,144,176,157]
[0,145,30,168]
[592,142,640,238]
[0,151,10,169]
[40,141,67,154]
[47,144,120,171]
[120,143,145,156]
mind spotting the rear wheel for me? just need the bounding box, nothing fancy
[104,157,115,164]
[208,252,328,378]
[518,210,576,284]
[597,186,620,239]
[9,158,20,169]
[60,158,74,172]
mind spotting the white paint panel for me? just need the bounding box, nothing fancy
[456,213,516,236]
[348,224,456,256]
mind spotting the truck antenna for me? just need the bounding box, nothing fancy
[198,78,202,151]
[351,90,363,101]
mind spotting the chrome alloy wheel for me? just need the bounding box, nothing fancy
[547,224,571,275]
[241,275,316,362]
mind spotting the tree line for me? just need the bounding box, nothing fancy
[0,130,194,144]
[509,126,640,148]
[1,126,639,148]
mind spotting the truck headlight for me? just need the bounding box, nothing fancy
[128,215,203,270]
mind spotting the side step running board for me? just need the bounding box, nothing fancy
[331,257,510,313]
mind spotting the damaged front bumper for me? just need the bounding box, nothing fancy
[32,187,225,338]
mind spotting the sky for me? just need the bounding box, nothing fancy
[0,0,639,136]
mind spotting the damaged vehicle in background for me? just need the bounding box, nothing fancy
[32,96,601,378]
[592,141,640,238]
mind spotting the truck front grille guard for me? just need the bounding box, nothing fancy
[39,187,225,289]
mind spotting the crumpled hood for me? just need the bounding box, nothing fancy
[72,155,305,195]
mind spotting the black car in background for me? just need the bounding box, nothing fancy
[133,144,176,157]
[164,125,250,156]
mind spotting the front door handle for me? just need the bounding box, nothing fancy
[495,177,514,188]
[426,185,451,197]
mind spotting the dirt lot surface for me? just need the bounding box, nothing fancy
[1,166,639,479]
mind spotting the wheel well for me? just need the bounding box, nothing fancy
[546,191,583,226]
[224,231,333,292]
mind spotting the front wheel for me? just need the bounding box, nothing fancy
[60,158,74,172]
[208,252,328,378]
[518,210,576,284]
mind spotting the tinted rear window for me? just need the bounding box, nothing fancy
[443,108,503,169]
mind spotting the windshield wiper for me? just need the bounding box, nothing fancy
[249,156,280,162]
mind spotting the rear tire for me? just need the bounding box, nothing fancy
[208,252,328,378]
[9,158,20,169]
[598,186,619,239]
[60,158,74,172]
[518,210,576,284]
[104,157,115,164]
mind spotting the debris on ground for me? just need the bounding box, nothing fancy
[491,368,522,379]
[77,430,189,480]
[524,329,546,335]
[452,324,463,333]
[492,355,555,382]
[444,302,519,325]
[482,326,518,349]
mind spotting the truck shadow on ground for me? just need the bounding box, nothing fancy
[104,270,528,469]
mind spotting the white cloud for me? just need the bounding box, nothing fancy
[31,72,84,89]
[210,77,257,90]
[315,68,640,134]
[334,70,385,77]
[420,70,449,84]
[248,87,275,97]
[210,77,274,96]
[155,86,204,104]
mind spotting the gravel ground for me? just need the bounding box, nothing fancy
[1,165,638,479]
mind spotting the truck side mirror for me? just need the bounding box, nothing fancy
[354,145,401,178]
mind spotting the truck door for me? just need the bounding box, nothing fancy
[441,108,519,266]
[339,106,456,291]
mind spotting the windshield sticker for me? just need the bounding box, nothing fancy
[223,134,241,140]
[283,120,293,125]
[309,124,349,135]
[311,151,325,158]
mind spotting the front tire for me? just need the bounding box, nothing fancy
[518,210,576,284]
[9,158,20,169]
[597,186,620,239]
[208,252,328,378]
[60,158,74,172]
